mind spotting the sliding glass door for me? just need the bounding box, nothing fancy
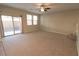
[1,15,22,36]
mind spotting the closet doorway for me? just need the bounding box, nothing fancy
[1,15,22,36]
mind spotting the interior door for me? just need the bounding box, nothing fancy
[1,15,14,36]
[13,17,22,34]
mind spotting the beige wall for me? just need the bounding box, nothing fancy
[40,10,79,35]
[40,10,79,55]
[0,5,40,36]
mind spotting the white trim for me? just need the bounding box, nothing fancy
[50,30,67,35]
[41,28,68,35]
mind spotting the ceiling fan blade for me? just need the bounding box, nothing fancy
[45,8,51,9]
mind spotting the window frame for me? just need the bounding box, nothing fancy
[26,14,33,25]
[33,15,38,25]
[26,14,38,26]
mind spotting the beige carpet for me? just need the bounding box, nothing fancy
[0,31,78,56]
[0,41,5,56]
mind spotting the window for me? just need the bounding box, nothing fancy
[33,15,38,25]
[27,14,32,25]
[27,14,38,25]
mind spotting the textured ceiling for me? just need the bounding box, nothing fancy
[1,3,79,14]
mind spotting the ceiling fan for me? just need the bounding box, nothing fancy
[31,3,52,12]
[39,4,51,12]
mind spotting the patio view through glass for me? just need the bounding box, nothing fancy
[1,15,22,36]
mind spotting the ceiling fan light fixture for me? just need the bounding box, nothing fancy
[40,4,51,12]
[40,7,44,12]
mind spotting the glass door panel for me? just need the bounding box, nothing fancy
[13,17,22,34]
[1,15,14,36]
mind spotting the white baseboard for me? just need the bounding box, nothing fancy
[50,30,67,35]
[40,28,69,35]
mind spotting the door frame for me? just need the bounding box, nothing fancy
[13,16,22,35]
[0,15,22,37]
[0,14,4,38]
